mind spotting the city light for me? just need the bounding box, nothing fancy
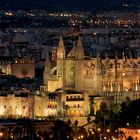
[106,129,110,133]
[0,132,3,137]
[0,1,139,140]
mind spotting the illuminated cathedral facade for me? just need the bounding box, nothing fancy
[44,36,140,104]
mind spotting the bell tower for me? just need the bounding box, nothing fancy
[75,36,85,91]
[75,36,84,60]
[57,35,65,60]
[57,35,66,88]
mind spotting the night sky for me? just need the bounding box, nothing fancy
[0,0,139,11]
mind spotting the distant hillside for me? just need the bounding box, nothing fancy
[0,0,139,11]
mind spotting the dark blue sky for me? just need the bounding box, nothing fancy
[0,0,139,11]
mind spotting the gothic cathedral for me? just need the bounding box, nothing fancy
[44,36,140,103]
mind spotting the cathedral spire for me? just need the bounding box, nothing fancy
[58,35,64,48]
[75,36,84,59]
[57,35,65,59]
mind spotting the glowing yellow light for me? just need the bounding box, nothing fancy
[5,12,13,16]
[106,129,110,133]
[127,123,129,126]
[17,110,22,115]
[122,72,125,76]
[92,131,94,134]
[0,132,3,137]
[89,128,92,131]
[0,108,5,115]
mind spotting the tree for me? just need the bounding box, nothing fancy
[54,119,73,140]
[112,103,121,114]
[119,99,140,126]
[95,102,109,138]
[74,120,78,127]
[125,97,131,107]
[96,102,109,121]
[67,119,71,126]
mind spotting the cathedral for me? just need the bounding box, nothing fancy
[44,36,140,104]
[0,36,139,123]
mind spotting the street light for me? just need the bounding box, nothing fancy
[126,123,130,126]
[106,129,110,133]
[80,135,83,139]
[98,128,101,132]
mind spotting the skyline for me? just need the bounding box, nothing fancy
[0,0,139,140]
